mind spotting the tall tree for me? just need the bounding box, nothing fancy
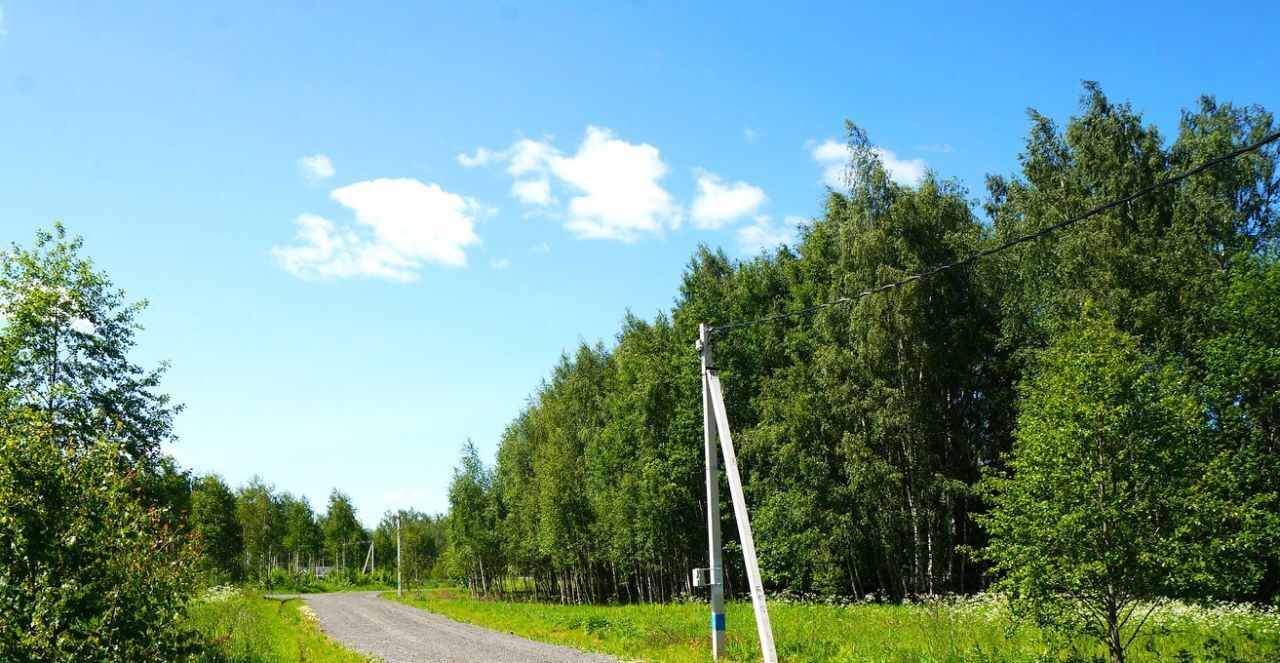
[280,493,322,572]
[321,489,364,570]
[235,476,281,581]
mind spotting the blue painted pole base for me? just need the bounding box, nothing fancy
[712,613,726,631]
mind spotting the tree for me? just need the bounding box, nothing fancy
[375,509,442,584]
[979,309,1271,663]
[445,441,502,595]
[0,225,179,462]
[1199,254,1280,599]
[0,227,196,660]
[280,493,322,572]
[189,473,243,581]
[235,476,281,581]
[322,489,364,570]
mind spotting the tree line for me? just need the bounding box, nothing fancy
[441,84,1280,644]
[186,474,445,587]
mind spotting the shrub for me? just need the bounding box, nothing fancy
[0,425,197,661]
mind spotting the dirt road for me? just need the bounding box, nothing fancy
[279,591,621,663]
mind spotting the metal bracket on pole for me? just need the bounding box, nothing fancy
[698,323,778,663]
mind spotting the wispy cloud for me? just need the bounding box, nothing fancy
[460,126,680,242]
[298,154,335,181]
[736,215,804,254]
[490,258,511,270]
[273,178,484,282]
[744,127,761,141]
[691,171,767,229]
[809,139,927,187]
[0,6,7,39]
[917,143,955,154]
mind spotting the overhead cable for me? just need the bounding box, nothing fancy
[711,129,1280,336]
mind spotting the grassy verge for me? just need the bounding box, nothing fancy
[189,588,376,662]
[386,589,1280,662]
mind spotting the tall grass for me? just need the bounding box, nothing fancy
[388,590,1280,662]
[189,588,375,662]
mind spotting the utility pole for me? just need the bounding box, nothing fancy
[697,323,727,658]
[397,514,403,596]
[695,322,778,663]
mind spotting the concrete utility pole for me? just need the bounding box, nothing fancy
[397,514,403,596]
[696,323,778,663]
[697,323,727,658]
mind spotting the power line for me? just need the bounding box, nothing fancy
[711,129,1280,336]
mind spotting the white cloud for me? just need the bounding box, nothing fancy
[298,154,335,180]
[736,215,797,253]
[553,127,679,241]
[461,126,679,242]
[510,177,552,206]
[490,258,511,270]
[273,178,483,282]
[505,138,560,206]
[744,127,760,141]
[457,147,492,167]
[691,171,767,229]
[0,6,7,39]
[809,139,927,187]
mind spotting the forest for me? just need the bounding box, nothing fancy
[1,85,1278,662]
[441,85,1280,623]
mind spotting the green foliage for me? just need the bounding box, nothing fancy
[0,423,196,661]
[0,224,179,462]
[0,227,198,660]
[979,310,1274,662]
[321,489,366,571]
[374,509,444,586]
[444,441,503,593]
[236,476,284,582]
[1199,253,1280,598]
[191,474,244,582]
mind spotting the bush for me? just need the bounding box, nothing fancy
[0,425,197,661]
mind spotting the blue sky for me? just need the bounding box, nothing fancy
[2,2,1277,525]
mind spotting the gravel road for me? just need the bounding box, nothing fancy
[272,591,621,663]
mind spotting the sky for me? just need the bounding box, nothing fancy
[2,2,1278,526]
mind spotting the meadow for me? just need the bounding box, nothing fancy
[388,590,1280,662]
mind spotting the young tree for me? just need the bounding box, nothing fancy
[445,441,502,595]
[189,473,243,581]
[979,309,1272,663]
[0,225,179,462]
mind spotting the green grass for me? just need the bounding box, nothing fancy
[189,588,376,662]
[386,590,1280,662]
